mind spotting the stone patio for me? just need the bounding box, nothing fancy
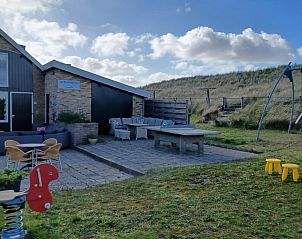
[0,137,256,191]
[0,149,132,191]
[77,136,256,175]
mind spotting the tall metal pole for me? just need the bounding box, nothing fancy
[288,79,295,133]
[256,62,291,141]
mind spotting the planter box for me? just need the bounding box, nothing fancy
[64,122,99,145]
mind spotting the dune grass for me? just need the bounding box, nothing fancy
[2,125,302,238]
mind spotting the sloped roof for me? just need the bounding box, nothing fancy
[42,60,151,98]
[0,28,150,98]
[0,28,43,70]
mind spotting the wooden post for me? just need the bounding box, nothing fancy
[206,88,210,107]
[200,87,216,107]
[241,97,244,109]
[223,97,227,110]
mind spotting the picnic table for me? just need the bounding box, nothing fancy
[143,126,221,154]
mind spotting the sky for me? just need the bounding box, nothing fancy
[0,0,301,87]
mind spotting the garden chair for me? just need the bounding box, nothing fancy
[4,139,20,148]
[5,146,33,169]
[4,140,21,168]
[37,143,62,171]
[41,138,58,151]
[109,118,127,135]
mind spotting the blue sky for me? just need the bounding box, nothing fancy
[0,0,301,86]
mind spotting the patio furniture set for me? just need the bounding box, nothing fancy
[109,116,174,140]
[109,117,221,154]
[0,124,70,155]
[4,138,63,171]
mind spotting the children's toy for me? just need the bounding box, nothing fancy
[0,164,59,239]
[256,62,302,141]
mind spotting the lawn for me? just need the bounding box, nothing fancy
[2,125,302,238]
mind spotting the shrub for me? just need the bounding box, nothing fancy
[58,112,88,123]
[0,169,27,191]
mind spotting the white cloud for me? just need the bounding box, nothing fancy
[60,56,148,76]
[175,62,188,70]
[112,75,140,86]
[149,27,294,64]
[298,47,302,57]
[133,33,155,44]
[173,60,262,76]
[91,33,130,57]
[0,0,87,63]
[0,0,62,15]
[144,72,186,85]
[23,19,86,56]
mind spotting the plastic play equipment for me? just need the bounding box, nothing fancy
[0,164,59,239]
[256,62,302,141]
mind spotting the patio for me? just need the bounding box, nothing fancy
[0,137,256,191]
[77,136,256,174]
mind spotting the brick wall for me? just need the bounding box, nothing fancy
[132,95,144,116]
[0,36,19,53]
[45,69,92,122]
[65,122,98,145]
[33,65,45,124]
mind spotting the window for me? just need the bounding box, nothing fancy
[0,92,8,122]
[0,53,8,87]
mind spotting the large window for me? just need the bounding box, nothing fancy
[0,92,8,122]
[0,53,8,87]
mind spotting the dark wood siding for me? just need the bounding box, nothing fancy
[91,82,133,134]
[8,51,33,92]
[0,50,33,131]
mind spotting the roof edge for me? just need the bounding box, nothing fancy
[0,28,43,70]
[42,60,151,98]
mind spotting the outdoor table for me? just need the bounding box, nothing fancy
[123,123,148,140]
[143,126,221,154]
[17,143,46,168]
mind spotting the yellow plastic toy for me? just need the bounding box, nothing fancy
[265,159,282,175]
[281,163,299,182]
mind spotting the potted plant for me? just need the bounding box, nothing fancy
[0,169,27,192]
[87,134,98,145]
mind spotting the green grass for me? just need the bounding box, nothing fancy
[2,125,302,238]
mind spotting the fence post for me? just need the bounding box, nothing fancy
[223,97,227,110]
[241,97,244,109]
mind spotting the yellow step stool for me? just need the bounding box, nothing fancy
[265,159,282,175]
[282,163,299,182]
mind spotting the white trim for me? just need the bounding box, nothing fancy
[10,92,33,131]
[0,91,8,122]
[44,93,48,124]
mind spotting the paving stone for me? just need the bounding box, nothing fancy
[78,136,256,174]
[1,137,256,192]
[0,149,133,191]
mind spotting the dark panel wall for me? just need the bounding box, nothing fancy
[91,82,133,134]
[0,50,33,131]
[7,51,33,92]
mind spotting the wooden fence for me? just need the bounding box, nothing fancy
[144,99,188,124]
